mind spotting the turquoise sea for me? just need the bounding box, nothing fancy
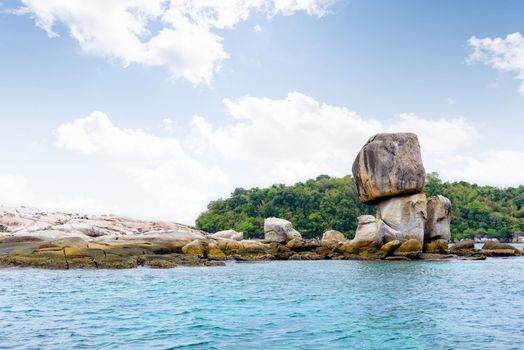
[1,258,523,349]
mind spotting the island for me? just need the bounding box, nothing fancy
[0,133,521,269]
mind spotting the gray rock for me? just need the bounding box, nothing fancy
[321,230,347,242]
[376,193,427,243]
[264,217,302,243]
[425,195,451,242]
[0,206,208,242]
[353,215,380,243]
[450,239,475,251]
[211,230,243,241]
[352,133,426,203]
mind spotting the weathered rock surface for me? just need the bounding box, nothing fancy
[377,193,427,243]
[321,230,347,242]
[0,206,207,242]
[450,239,475,251]
[353,215,380,243]
[211,230,243,241]
[481,240,522,256]
[424,239,449,254]
[395,239,423,254]
[352,133,426,203]
[425,195,451,242]
[264,217,301,243]
[379,240,402,258]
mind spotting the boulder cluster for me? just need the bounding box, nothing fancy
[352,133,451,256]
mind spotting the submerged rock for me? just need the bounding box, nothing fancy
[352,133,426,204]
[264,217,302,243]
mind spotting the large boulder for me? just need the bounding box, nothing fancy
[377,193,427,243]
[425,195,452,242]
[321,230,347,242]
[352,133,426,204]
[264,218,301,243]
[211,230,243,241]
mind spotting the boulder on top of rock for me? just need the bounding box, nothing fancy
[352,133,426,204]
[425,195,451,242]
[321,230,347,242]
[377,193,427,243]
[211,230,243,241]
[264,217,302,243]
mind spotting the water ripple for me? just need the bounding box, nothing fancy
[0,259,523,349]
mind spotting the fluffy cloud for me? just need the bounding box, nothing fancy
[53,92,489,223]
[468,32,524,95]
[55,111,226,222]
[16,0,332,84]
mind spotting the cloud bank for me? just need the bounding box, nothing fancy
[17,0,333,84]
[43,92,521,223]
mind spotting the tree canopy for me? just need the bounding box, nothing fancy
[196,173,524,240]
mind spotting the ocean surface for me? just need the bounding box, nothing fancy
[1,258,524,349]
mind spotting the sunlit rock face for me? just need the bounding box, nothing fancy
[376,193,427,245]
[0,206,207,242]
[263,217,302,243]
[353,215,380,243]
[352,133,426,204]
[424,195,452,242]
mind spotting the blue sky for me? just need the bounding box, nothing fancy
[1,0,524,223]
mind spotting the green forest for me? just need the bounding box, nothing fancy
[196,173,524,240]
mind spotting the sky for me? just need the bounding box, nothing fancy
[1,0,524,224]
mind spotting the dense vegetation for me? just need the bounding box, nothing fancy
[196,173,524,240]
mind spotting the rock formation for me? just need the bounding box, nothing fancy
[321,230,347,242]
[264,217,302,242]
[211,230,244,241]
[352,133,426,204]
[352,132,451,255]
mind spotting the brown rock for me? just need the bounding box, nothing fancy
[424,239,449,254]
[352,133,426,204]
[450,239,475,251]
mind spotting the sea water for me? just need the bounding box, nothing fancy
[0,258,523,349]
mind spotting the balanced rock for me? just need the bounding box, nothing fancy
[377,193,427,244]
[211,230,243,241]
[264,217,301,243]
[352,133,426,204]
[321,230,347,242]
[425,195,451,242]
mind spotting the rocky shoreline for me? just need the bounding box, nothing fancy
[0,206,521,270]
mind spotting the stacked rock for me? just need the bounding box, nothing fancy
[352,133,451,253]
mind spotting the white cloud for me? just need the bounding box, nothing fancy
[55,111,226,223]
[468,32,524,95]
[52,92,488,223]
[388,113,478,156]
[17,0,333,84]
[254,24,262,32]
